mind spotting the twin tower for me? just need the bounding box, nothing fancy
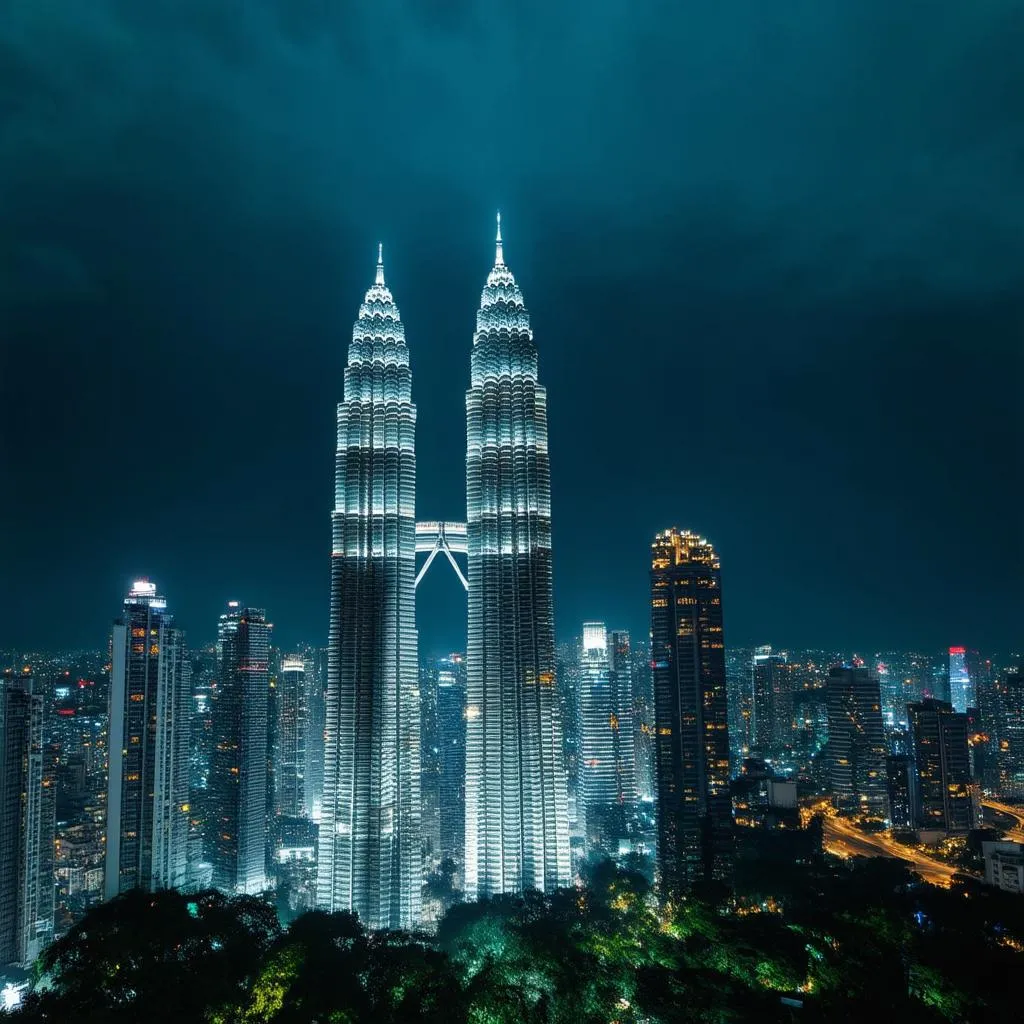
[318,216,571,929]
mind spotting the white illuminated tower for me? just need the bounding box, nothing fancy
[464,215,570,898]
[319,246,420,930]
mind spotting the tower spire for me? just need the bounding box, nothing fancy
[375,242,385,285]
[494,211,504,267]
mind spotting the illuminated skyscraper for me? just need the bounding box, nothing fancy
[274,658,308,819]
[578,624,636,851]
[436,656,467,862]
[909,698,979,832]
[825,665,888,817]
[105,581,190,898]
[751,646,791,758]
[319,247,420,929]
[0,669,55,967]
[649,529,732,895]
[464,215,569,898]
[210,603,271,895]
[948,647,974,714]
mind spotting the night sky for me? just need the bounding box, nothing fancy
[2,2,1021,655]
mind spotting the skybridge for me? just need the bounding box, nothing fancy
[415,521,468,590]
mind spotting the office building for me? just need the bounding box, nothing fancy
[436,655,467,863]
[825,665,888,817]
[0,669,55,967]
[319,247,421,929]
[649,528,732,896]
[105,581,190,898]
[908,698,978,833]
[751,646,790,758]
[464,215,570,898]
[210,603,271,895]
[886,754,917,830]
[274,657,308,819]
[948,647,974,715]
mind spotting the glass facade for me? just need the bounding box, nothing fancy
[649,529,732,896]
[319,247,420,929]
[104,581,190,898]
[464,216,570,898]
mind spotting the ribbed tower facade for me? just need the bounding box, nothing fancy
[465,216,570,898]
[319,247,420,930]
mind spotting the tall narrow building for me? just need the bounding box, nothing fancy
[465,215,570,898]
[825,665,888,817]
[209,603,271,895]
[274,657,308,820]
[650,529,732,896]
[319,246,420,930]
[909,698,978,832]
[105,581,190,898]
[0,669,55,967]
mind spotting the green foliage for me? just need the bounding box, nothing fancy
[8,857,1022,1023]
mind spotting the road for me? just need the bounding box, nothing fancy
[982,799,1024,843]
[805,800,959,887]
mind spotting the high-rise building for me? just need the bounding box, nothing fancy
[608,630,637,809]
[630,642,656,801]
[909,698,978,833]
[886,754,917,830]
[464,215,570,899]
[436,656,467,864]
[948,647,974,715]
[0,669,55,967]
[649,528,732,896]
[997,671,1024,799]
[751,646,790,758]
[273,658,308,820]
[319,247,421,930]
[210,603,271,895]
[577,624,636,852]
[825,665,888,817]
[105,581,191,898]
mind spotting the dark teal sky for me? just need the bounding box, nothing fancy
[1,1,1021,654]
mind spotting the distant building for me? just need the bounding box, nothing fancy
[948,647,974,715]
[886,754,917,830]
[997,672,1024,799]
[825,665,888,817]
[210,602,271,895]
[436,656,467,865]
[650,528,732,895]
[630,643,656,801]
[909,698,978,833]
[983,841,1024,893]
[274,658,308,819]
[105,581,190,898]
[0,669,55,967]
[752,646,790,759]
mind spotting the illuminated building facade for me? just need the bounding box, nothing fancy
[909,698,978,833]
[210,603,271,895]
[825,665,888,817]
[436,655,467,863]
[464,216,570,898]
[578,624,636,851]
[751,646,790,758]
[274,658,308,819]
[319,247,421,930]
[948,647,974,714]
[0,670,55,967]
[105,581,190,898]
[649,528,732,895]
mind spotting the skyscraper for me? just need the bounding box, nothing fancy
[436,655,467,863]
[464,215,570,898]
[825,665,888,817]
[319,247,421,930]
[209,603,271,895]
[948,647,974,714]
[0,669,55,967]
[577,624,636,852]
[649,528,732,896]
[909,698,978,833]
[751,646,790,759]
[274,658,308,819]
[105,580,190,898]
